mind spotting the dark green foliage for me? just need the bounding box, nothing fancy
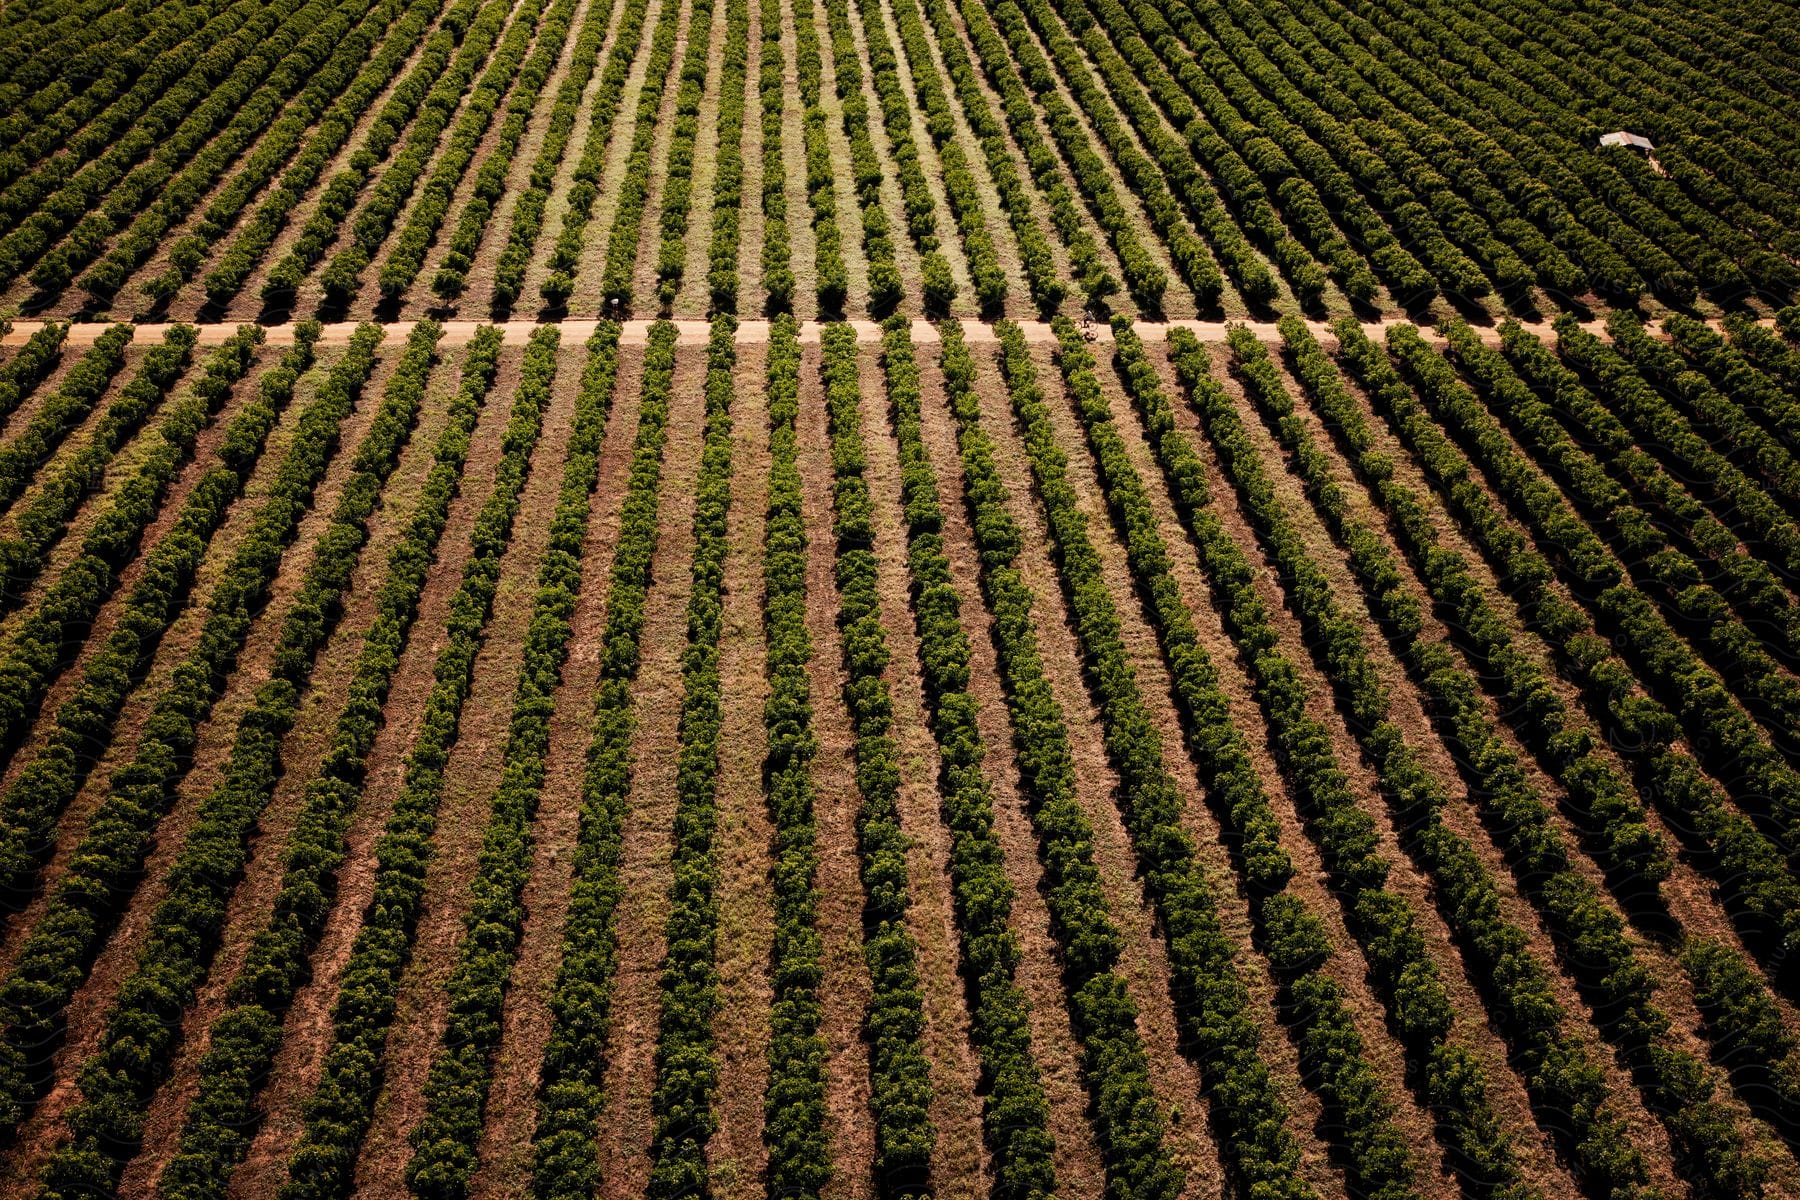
[198,0,449,304]
[792,0,848,309]
[0,324,380,1138]
[380,0,581,299]
[323,0,540,301]
[596,0,699,308]
[34,322,443,1200]
[705,0,751,311]
[0,0,319,289]
[155,328,505,1200]
[993,321,1305,1200]
[646,315,736,1197]
[963,0,1164,304]
[84,0,407,300]
[425,0,592,298]
[528,322,675,1200]
[1163,325,1533,1199]
[1331,319,1767,1198]
[756,0,795,310]
[816,0,911,315]
[0,321,67,425]
[0,322,307,834]
[0,324,213,617]
[491,0,650,307]
[884,321,1054,1200]
[759,315,830,1197]
[403,321,630,1200]
[652,0,723,308]
[0,323,134,513]
[820,324,935,1198]
[277,327,558,1200]
[257,0,501,298]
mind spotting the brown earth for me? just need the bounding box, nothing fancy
[591,338,708,1200]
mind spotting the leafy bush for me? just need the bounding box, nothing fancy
[0,326,261,899]
[820,324,935,1197]
[758,316,830,1196]
[491,0,652,307]
[277,327,559,1200]
[1333,320,1766,1197]
[528,322,675,1200]
[0,323,380,1136]
[885,321,1054,1199]
[157,327,506,1200]
[992,321,1308,1200]
[0,320,66,424]
[0,323,134,512]
[644,315,737,1197]
[198,0,450,304]
[35,322,444,1200]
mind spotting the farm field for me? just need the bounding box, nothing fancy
[2,0,1800,1196]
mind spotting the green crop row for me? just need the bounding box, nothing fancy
[257,0,503,299]
[198,0,449,304]
[653,0,724,308]
[156,328,504,1200]
[0,324,380,1137]
[490,0,647,307]
[859,0,1006,311]
[646,315,737,1196]
[276,327,556,1200]
[885,320,1056,1199]
[1337,322,1764,1196]
[0,324,284,836]
[44,0,373,297]
[597,0,703,309]
[404,323,627,1200]
[817,0,915,314]
[993,320,1307,1200]
[527,321,675,1200]
[968,0,1164,304]
[758,315,830,1197]
[756,0,794,310]
[1187,326,1533,1198]
[88,0,407,301]
[1444,324,1800,785]
[705,0,751,310]
[425,0,592,299]
[0,321,67,424]
[382,0,582,299]
[792,0,849,309]
[34,322,443,1200]
[325,0,544,301]
[820,324,935,1196]
[0,323,134,514]
[1052,317,1405,1198]
[1500,322,1800,666]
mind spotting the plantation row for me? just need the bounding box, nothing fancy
[1,0,1797,322]
[1,308,1800,1200]
[1,0,1800,1190]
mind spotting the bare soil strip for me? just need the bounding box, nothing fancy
[464,338,646,1200]
[704,341,776,1200]
[222,340,523,1196]
[591,343,708,1200]
[791,339,876,1200]
[4,314,1749,352]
